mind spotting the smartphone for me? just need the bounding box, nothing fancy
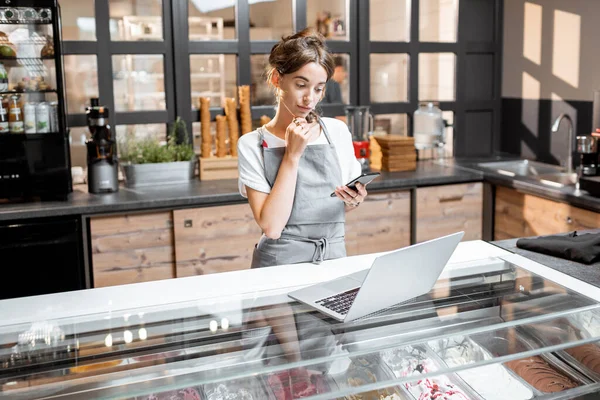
[330,172,381,197]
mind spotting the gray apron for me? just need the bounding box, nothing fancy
[251,119,346,268]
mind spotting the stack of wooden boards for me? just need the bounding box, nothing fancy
[370,135,417,172]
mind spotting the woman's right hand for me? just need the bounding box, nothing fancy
[285,118,318,161]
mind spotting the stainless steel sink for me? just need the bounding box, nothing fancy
[537,172,578,188]
[477,160,564,177]
[477,159,578,188]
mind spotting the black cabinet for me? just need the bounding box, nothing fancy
[0,216,85,300]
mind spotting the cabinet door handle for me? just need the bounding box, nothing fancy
[184,219,193,228]
[438,195,464,203]
[566,217,573,224]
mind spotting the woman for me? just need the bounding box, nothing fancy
[238,28,368,269]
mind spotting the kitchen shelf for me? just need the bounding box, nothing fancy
[0,89,56,95]
[0,21,52,25]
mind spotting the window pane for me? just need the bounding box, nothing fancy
[68,126,90,169]
[59,0,96,40]
[370,0,410,42]
[374,113,408,135]
[418,53,455,101]
[419,0,458,42]
[189,0,234,40]
[251,54,275,106]
[191,55,237,109]
[250,0,293,40]
[109,0,163,41]
[370,54,409,103]
[307,0,349,40]
[64,55,98,114]
[113,55,165,112]
[116,123,167,143]
[322,54,350,105]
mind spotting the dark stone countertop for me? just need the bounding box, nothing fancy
[0,160,483,221]
[492,230,600,288]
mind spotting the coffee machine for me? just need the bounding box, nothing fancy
[576,135,598,176]
[345,106,374,172]
[86,99,119,193]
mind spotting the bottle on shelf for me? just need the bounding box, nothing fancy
[0,95,9,133]
[3,8,19,22]
[21,8,38,23]
[49,101,59,132]
[8,94,23,134]
[24,102,36,133]
[38,9,52,23]
[35,101,49,133]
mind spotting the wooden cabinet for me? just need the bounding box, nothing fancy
[345,190,411,256]
[494,186,600,240]
[173,204,262,277]
[416,183,483,243]
[90,211,176,288]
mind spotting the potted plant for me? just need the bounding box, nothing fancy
[119,117,197,188]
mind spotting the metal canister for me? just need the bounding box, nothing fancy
[24,102,36,133]
[35,102,50,133]
[49,101,59,132]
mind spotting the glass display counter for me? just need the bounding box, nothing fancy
[2,256,600,399]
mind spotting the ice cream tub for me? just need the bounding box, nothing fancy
[472,329,590,394]
[330,354,412,400]
[203,375,275,400]
[263,368,338,400]
[428,335,536,400]
[554,343,600,383]
[380,344,483,400]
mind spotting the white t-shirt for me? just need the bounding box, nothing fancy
[237,117,362,197]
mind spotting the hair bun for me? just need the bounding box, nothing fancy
[283,28,325,47]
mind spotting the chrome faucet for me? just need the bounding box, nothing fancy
[551,113,574,175]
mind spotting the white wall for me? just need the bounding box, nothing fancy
[503,0,600,101]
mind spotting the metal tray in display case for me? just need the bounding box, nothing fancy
[428,335,539,400]
[472,328,593,395]
[330,354,411,400]
[380,343,483,400]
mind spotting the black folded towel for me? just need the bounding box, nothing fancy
[516,231,600,264]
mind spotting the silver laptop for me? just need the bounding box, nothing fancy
[288,231,464,322]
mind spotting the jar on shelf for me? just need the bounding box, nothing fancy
[8,94,24,134]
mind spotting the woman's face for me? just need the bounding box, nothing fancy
[277,62,327,118]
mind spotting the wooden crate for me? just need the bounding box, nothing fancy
[199,155,239,181]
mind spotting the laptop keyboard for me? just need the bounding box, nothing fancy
[316,288,359,315]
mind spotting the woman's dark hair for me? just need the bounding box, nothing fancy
[267,28,334,122]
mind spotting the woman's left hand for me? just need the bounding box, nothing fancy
[334,182,368,208]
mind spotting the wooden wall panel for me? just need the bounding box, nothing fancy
[90,212,175,287]
[494,186,600,240]
[345,190,411,256]
[173,204,262,276]
[416,183,483,243]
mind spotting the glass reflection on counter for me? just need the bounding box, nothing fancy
[4,258,600,398]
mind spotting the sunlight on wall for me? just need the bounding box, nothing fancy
[552,10,581,88]
[521,71,540,138]
[523,2,542,65]
[521,71,540,100]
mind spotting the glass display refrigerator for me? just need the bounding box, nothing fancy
[0,0,71,201]
[3,255,600,399]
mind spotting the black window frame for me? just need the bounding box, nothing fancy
[61,0,502,157]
